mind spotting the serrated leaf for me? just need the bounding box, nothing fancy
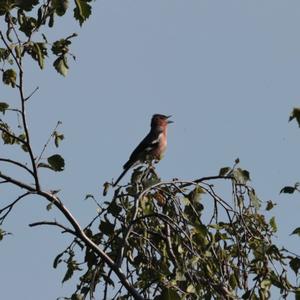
[233,168,250,184]
[291,227,300,236]
[47,154,65,171]
[265,200,276,211]
[269,216,277,232]
[289,107,300,127]
[33,43,46,69]
[52,0,69,16]
[53,131,64,147]
[15,0,39,11]
[289,257,300,275]
[62,265,74,283]
[249,190,261,209]
[0,102,9,114]
[71,294,84,300]
[2,69,16,87]
[219,167,231,176]
[187,284,196,294]
[107,200,122,217]
[154,288,181,300]
[99,220,114,236]
[53,56,68,76]
[74,0,92,26]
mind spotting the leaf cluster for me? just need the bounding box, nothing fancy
[54,165,297,300]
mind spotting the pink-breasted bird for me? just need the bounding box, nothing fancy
[113,114,173,187]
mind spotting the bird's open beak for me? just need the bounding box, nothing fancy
[166,115,173,124]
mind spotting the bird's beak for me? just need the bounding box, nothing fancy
[166,115,174,124]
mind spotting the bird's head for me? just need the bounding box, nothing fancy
[151,114,173,129]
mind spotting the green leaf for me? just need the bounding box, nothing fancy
[52,0,69,16]
[107,200,122,217]
[291,227,300,236]
[265,200,276,211]
[289,107,300,127]
[99,220,114,236]
[47,154,65,171]
[0,2,12,15]
[71,294,84,300]
[187,185,205,203]
[289,257,300,275]
[154,288,181,300]
[233,168,250,184]
[19,16,37,37]
[53,252,64,269]
[219,167,231,176]
[0,123,16,144]
[0,48,10,62]
[269,216,277,232]
[53,56,68,76]
[280,186,296,194]
[249,190,261,209]
[187,284,196,294]
[15,0,39,11]
[46,202,53,211]
[2,69,17,87]
[62,265,74,283]
[74,0,92,26]
[0,102,9,114]
[53,131,64,147]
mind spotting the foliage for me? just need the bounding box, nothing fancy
[51,165,297,299]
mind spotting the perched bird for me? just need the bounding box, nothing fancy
[113,114,173,187]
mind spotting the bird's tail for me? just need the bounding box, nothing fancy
[113,163,132,187]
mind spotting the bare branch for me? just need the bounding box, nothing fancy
[0,192,31,224]
[25,86,39,101]
[29,220,76,235]
[0,172,35,192]
[37,121,62,163]
[0,158,35,177]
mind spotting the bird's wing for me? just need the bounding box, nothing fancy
[123,130,161,169]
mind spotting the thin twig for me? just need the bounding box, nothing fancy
[25,86,39,101]
[29,220,76,235]
[37,121,61,163]
[0,158,35,177]
[0,192,31,224]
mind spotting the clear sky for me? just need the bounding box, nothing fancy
[1,1,300,299]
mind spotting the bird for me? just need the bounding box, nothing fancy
[113,114,173,187]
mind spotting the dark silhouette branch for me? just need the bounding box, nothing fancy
[0,192,31,225]
[0,158,35,177]
[29,220,76,235]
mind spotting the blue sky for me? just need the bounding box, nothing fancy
[1,1,300,299]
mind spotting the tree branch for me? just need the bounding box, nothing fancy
[0,158,35,177]
[29,220,76,235]
[0,172,35,192]
[0,192,31,224]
